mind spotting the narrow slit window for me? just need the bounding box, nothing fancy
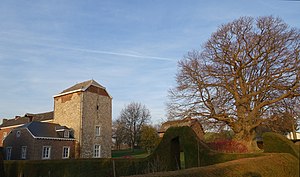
[95,126,101,136]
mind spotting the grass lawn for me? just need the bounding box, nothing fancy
[112,149,149,158]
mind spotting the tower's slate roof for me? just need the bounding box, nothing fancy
[54,79,111,98]
[59,80,104,94]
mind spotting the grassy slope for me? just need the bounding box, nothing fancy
[112,149,148,158]
[126,153,299,177]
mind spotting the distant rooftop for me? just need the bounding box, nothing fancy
[0,111,53,128]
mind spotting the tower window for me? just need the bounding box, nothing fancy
[93,145,101,158]
[95,126,101,136]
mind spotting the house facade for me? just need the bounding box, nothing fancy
[4,121,75,160]
[1,80,112,160]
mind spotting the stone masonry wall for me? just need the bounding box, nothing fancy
[81,89,112,158]
[53,92,82,158]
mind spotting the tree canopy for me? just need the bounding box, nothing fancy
[140,125,160,153]
[168,16,300,150]
[114,102,151,150]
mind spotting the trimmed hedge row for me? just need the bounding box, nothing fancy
[263,132,299,158]
[4,158,151,177]
[3,127,298,177]
[146,126,265,170]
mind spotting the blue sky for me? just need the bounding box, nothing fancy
[0,0,299,124]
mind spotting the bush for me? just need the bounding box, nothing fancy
[263,132,299,158]
[207,140,248,153]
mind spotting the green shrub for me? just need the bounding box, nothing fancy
[263,132,299,158]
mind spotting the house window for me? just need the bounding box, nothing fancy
[64,130,70,138]
[62,146,70,159]
[21,146,27,159]
[16,131,21,138]
[95,126,101,136]
[6,147,12,160]
[93,145,101,158]
[42,146,51,159]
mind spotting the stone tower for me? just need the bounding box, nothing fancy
[53,80,112,158]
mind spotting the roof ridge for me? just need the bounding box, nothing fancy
[53,79,107,98]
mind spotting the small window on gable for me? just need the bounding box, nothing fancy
[16,131,21,138]
[64,130,70,138]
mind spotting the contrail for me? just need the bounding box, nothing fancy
[72,47,175,61]
[1,31,177,61]
[51,45,176,61]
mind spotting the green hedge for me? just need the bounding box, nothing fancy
[126,153,299,177]
[147,126,264,169]
[263,132,299,158]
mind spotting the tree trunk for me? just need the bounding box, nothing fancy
[233,129,259,152]
[292,124,297,140]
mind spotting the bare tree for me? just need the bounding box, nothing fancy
[264,98,300,136]
[112,119,127,150]
[168,16,300,151]
[118,102,151,150]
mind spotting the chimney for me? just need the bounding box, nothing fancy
[28,116,33,122]
[25,113,34,122]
